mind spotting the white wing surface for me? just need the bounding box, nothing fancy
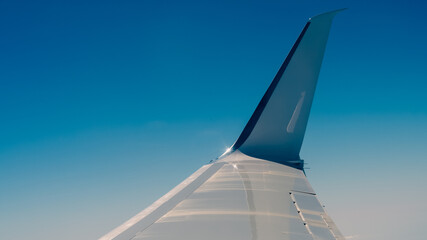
[100,9,345,240]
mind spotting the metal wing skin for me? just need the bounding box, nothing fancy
[100,9,345,240]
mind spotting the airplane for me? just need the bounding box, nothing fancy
[100,9,346,240]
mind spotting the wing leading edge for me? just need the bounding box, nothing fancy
[100,9,345,240]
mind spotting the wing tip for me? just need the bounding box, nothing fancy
[309,8,347,22]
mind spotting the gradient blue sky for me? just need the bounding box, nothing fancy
[1,1,426,239]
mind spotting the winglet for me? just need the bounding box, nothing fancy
[228,10,343,169]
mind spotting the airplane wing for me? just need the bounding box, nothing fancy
[100,9,345,240]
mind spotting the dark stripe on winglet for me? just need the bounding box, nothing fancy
[232,22,311,150]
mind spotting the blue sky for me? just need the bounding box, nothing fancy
[1,1,426,239]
